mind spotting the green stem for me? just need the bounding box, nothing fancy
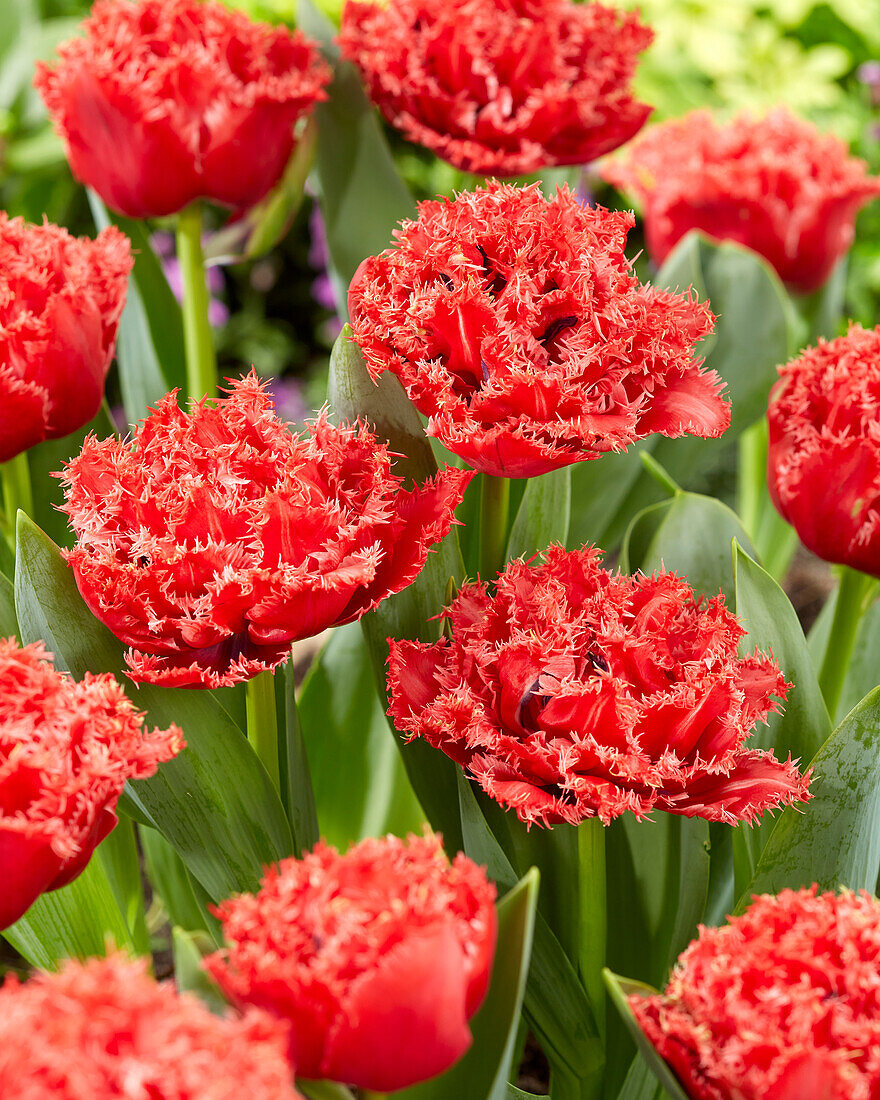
[283,662,319,857]
[478,473,511,581]
[578,817,607,1039]
[1,452,34,549]
[176,202,217,401]
[737,420,767,541]
[247,670,280,791]
[818,567,878,722]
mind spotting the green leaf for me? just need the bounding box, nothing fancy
[0,571,16,637]
[298,623,423,849]
[297,0,415,305]
[139,825,221,941]
[3,848,134,968]
[732,542,831,767]
[172,927,229,1015]
[88,191,187,422]
[604,971,689,1100]
[740,686,880,904]
[622,489,755,604]
[457,773,602,1078]
[328,326,467,853]
[98,816,149,955]
[506,468,571,561]
[400,869,539,1100]
[14,514,294,902]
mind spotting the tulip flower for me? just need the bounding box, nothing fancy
[348,181,727,480]
[339,0,652,176]
[387,545,810,828]
[631,888,880,1100]
[0,638,182,929]
[602,108,880,294]
[0,954,300,1099]
[35,0,330,221]
[0,213,131,465]
[60,373,472,689]
[205,833,497,1092]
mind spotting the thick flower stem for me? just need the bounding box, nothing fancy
[1,452,34,548]
[578,817,607,1039]
[818,566,878,721]
[176,202,217,401]
[737,420,766,542]
[246,670,280,792]
[478,473,510,581]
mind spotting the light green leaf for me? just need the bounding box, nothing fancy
[622,489,755,604]
[0,572,16,637]
[3,848,134,968]
[139,825,221,942]
[732,542,831,767]
[172,927,229,1015]
[297,623,424,850]
[14,514,294,902]
[400,870,539,1100]
[604,971,689,1100]
[98,817,149,955]
[506,468,571,561]
[740,686,880,905]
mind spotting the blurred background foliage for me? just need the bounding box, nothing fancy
[3,0,880,414]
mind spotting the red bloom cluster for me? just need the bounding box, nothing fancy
[602,108,880,294]
[0,214,131,464]
[0,638,181,930]
[61,374,471,688]
[632,888,880,1100]
[338,0,652,176]
[387,546,809,828]
[205,833,497,1092]
[349,183,726,479]
[0,954,300,1099]
[36,0,330,219]
[768,324,880,577]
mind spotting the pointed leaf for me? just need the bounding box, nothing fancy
[732,543,830,765]
[506,468,571,561]
[172,927,229,1014]
[400,869,539,1100]
[740,687,880,905]
[604,971,690,1100]
[139,825,221,941]
[14,514,294,901]
[98,817,149,955]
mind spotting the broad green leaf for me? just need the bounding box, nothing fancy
[26,402,117,550]
[400,870,539,1100]
[506,468,571,561]
[328,327,467,853]
[604,971,689,1100]
[297,622,423,850]
[569,446,651,552]
[616,1057,662,1100]
[14,515,294,902]
[732,543,831,767]
[740,686,880,904]
[281,662,321,857]
[89,191,187,422]
[458,773,602,1078]
[172,927,229,1014]
[297,0,415,306]
[139,825,221,941]
[836,597,880,722]
[98,816,149,955]
[3,847,133,968]
[622,490,755,604]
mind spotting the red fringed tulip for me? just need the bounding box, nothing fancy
[387,546,809,828]
[205,833,497,1092]
[0,638,181,930]
[602,108,880,294]
[0,954,301,1099]
[60,374,472,688]
[768,324,880,577]
[35,0,330,219]
[348,182,727,478]
[338,0,652,176]
[0,213,131,463]
[632,888,880,1100]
